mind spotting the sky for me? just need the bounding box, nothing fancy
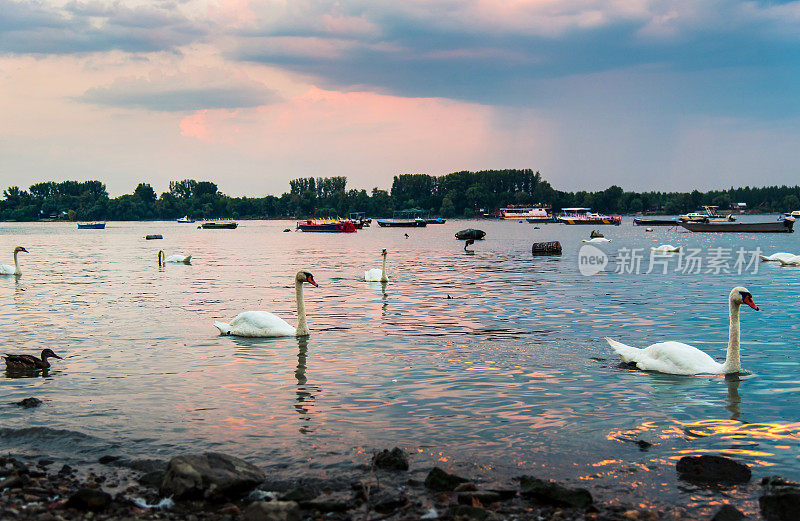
[2,0,800,197]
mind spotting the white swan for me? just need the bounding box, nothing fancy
[158,250,191,265]
[582,237,611,243]
[0,246,28,276]
[651,244,681,252]
[759,252,796,263]
[365,249,388,282]
[214,270,318,337]
[777,255,800,266]
[606,286,759,375]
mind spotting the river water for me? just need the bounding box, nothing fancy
[1,217,798,511]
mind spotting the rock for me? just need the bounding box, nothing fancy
[64,488,112,512]
[760,477,800,521]
[98,455,120,465]
[450,505,489,521]
[373,447,409,471]
[243,501,301,521]
[635,440,652,451]
[368,488,408,514]
[279,487,318,502]
[760,491,800,521]
[424,467,470,491]
[15,397,42,408]
[711,504,745,521]
[218,504,241,516]
[58,464,74,475]
[0,475,23,489]
[487,489,517,501]
[676,455,751,484]
[37,459,54,467]
[454,482,477,492]
[518,476,593,509]
[138,470,165,488]
[457,491,502,505]
[160,452,266,501]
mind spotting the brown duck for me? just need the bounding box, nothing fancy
[3,349,62,370]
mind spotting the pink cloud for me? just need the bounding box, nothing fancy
[176,86,550,187]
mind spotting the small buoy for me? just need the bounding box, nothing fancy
[283,228,291,232]
[534,226,540,229]
[404,233,409,238]
[645,228,654,232]
[145,234,163,240]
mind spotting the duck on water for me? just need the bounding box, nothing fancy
[3,349,62,371]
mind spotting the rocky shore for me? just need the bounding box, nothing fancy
[1,449,798,521]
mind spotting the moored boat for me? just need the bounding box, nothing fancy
[557,208,621,225]
[679,206,735,223]
[77,221,106,229]
[376,218,427,227]
[499,204,555,223]
[680,217,794,233]
[426,217,447,224]
[201,220,238,229]
[177,215,195,223]
[296,219,356,232]
[633,217,678,226]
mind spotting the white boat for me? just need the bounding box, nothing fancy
[499,205,554,222]
[177,215,195,223]
[785,210,800,218]
[679,206,735,222]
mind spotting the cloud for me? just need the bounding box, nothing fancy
[79,73,279,112]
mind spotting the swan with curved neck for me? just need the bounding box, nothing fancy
[214,270,318,337]
[158,250,191,265]
[365,249,388,282]
[0,247,28,276]
[606,287,759,375]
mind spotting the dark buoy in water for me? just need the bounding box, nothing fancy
[455,229,485,240]
[404,233,409,238]
[283,228,291,232]
[145,234,163,240]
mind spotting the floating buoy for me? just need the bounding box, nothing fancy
[283,228,291,232]
[645,228,654,232]
[455,229,486,240]
[532,241,562,255]
[145,234,163,240]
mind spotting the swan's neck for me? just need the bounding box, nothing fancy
[380,255,388,282]
[295,281,309,336]
[12,250,20,275]
[723,301,741,373]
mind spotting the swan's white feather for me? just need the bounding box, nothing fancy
[650,244,680,252]
[760,252,795,262]
[606,337,723,375]
[214,311,296,337]
[777,254,800,266]
[582,237,611,243]
[364,268,384,281]
[165,254,191,263]
[0,264,15,275]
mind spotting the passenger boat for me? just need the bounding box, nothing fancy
[177,215,195,223]
[348,212,371,228]
[376,218,427,228]
[426,217,447,224]
[633,217,678,226]
[557,208,621,225]
[680,217,794,233]
[200,220,238,229]
[499,204,555,223]
[77,222,106,229]
[679,206,735,223]
[296,219,356,233]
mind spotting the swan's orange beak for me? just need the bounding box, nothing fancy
[307,276,318,287]
[743,294,759,311]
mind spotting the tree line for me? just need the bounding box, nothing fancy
[1,171,798,221]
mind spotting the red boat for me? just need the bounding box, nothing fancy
[296,219,356,233]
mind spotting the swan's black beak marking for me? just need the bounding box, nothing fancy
[740,292,759,311]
